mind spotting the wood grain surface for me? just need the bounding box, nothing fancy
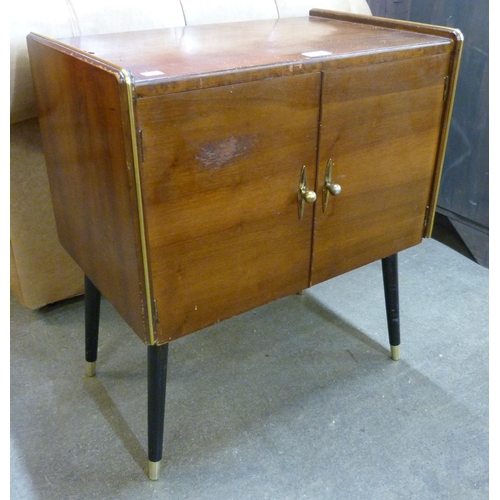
[27,36,151,341]
[27,12,462,345]
[138,74,321,341]
[312,54,450,283]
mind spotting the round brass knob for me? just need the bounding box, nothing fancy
[302,189,317,203]
[326,183,342,196]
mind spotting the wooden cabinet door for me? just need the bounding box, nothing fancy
[311,55,450,285]
[137,73,321,342]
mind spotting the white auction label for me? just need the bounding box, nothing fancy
[301,50,333,58]
[140,70,165,77]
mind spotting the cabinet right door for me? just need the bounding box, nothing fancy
[311,54,451,285]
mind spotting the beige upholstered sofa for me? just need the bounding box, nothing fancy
[10,0,371,309]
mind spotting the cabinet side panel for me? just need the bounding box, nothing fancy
[27,36,149,341]
[313,54,450,283]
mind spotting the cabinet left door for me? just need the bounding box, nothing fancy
[137,73,321,342]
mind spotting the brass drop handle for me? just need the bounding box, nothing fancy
[323,159,341,212]
[298,166,317,219]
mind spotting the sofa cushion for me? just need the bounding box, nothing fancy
[67,0,187,35]
[276,0,370,17]
[181,0,278,25]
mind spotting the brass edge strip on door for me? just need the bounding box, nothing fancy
[424,34,464,237]
[121,69,156,345]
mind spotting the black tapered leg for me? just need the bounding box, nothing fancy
[381,254,400,361]
[85,276,101,376]
[147,343,169,480]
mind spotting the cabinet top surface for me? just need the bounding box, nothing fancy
[49,13,453,90]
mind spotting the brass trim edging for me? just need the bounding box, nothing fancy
[121,69,156,345]
[426,38,464,236]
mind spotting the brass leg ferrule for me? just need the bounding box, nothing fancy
[390,345,400,361]
[86,361,96,377]
[149,460,161,480]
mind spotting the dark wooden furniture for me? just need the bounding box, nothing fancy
[27,10,462,480]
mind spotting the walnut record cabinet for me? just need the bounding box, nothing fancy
[27,9,462,480]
